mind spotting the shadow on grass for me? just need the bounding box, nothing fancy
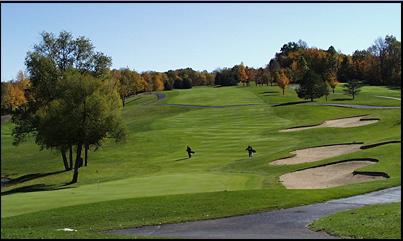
[272,100,312,107]
[261,91,279,94]
[2,170,67,186]
[262,93,279,96]
[125,97,143,105]
[1,183,74,196]
[386,86,401,90]
[331,98,354,101]
[173,157,189,162]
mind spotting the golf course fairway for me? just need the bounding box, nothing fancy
[1,84,401,238]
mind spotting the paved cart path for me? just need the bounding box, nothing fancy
[373,95,401,101]
[108,186,401,239]
[302,103,400,109]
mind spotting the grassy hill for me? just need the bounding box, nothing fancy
[1,84,401,238]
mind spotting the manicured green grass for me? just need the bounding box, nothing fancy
[1,172,264,217]
[309,202,401,239]
[252,83,401,107]
[1,84,400,238]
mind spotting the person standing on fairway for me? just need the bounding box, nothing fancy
[186,145,195,158]
[245,145,256,158]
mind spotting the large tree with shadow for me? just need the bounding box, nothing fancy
[35,70,126,183]
[11,31,124,179]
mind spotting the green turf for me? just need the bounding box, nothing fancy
[309,202,401,239]
[1,84,401,238]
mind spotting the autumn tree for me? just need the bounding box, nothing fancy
[277,69,290,95]
[238,62,249,86]
[246,67,257,85]
[151,72,166,91]
[325,71,338,93]
[141,72,153,92]
[1,71,30,114]
[115,69,132,107]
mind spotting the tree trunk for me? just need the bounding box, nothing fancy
[71,144,83,184]
[69,144,73,170]
[311,97,314,102]
[325,95,328,102]
[84,144,88,166]
[61,149,69,171]
[122,97,125,107]
[332,88,335,93]
[282,88,285,95]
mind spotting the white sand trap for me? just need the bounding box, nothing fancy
[279,160,387,189]
[280,116,379,132]
[270,144,363,166]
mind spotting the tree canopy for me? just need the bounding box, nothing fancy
[12,31,125,183]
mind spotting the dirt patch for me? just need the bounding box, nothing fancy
[279,159,387,189]
[270,144,363,166]
[280,116,379,132]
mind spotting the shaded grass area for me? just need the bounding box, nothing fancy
[309,202,401,239]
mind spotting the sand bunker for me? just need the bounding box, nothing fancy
[270,144,363,166]
[279,160,387,189]
[280,116,379,132]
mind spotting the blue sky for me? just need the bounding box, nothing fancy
[1,3,401,82]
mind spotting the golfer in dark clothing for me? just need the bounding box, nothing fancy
[186,146,195,158]
[245,145,256,158]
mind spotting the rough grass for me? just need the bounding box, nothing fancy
[309,202,401,239]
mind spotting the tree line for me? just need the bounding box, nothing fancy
[211,36,400,101]
[3,34,400,113]
[111,67,215,106]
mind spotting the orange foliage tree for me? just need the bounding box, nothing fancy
[277,69,290,95]
[238,62,249,86]
[325,71,339,93]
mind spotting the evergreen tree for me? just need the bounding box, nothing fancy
[343,79,362,100]
[296,70,328,102]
